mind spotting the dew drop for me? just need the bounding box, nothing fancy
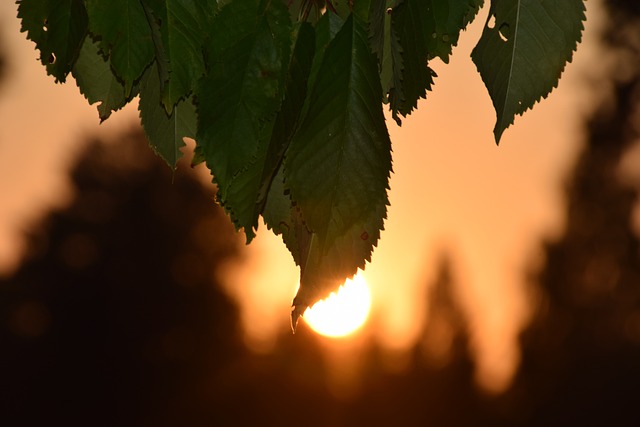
[431,33,437,39]
[360,231,369,240]
[386,7,392,14]
[442,34,450,43]
[48,53,56,64]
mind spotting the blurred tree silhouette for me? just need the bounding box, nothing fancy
[0,130,245,426]
[506,0,640,425]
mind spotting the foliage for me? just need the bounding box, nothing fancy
[16,0,586,328]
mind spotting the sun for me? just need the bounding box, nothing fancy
[303,271,372,338]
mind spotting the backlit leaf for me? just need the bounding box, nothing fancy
[389,0,482,123]
[72,36,128,122]
[18,0,88,83]
[472,0,586,143]
[139,61,196,168]
[196,0,291,239]
[389,0,437,123]
[86,0,155,96]
[141,0,216,110]
[285,15,392,324]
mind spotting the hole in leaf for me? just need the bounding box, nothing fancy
[360,231,369,240]
[487,14,496,29]
[498,23,510,42]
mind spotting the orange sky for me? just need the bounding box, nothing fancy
[0,1,608,393]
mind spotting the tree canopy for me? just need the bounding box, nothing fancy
[16,0,587,328]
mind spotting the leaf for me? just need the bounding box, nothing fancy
[86,0,155,96]
[72,37,128,122]
[389,0,437,123]
[18,0,88,83]
[256,23,316,213]
[196,0,292,239]
[218,23,314,243]
[471,0,586,143]
[299,11,345,123]
[426,0,483,63]
[140,0,216,110]
[388,0,482,123]
[369,0,388,69]
[139,61,196,168]
[285,15,392,325]
[263,168,311,269]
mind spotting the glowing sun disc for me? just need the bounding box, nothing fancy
[303,272,372,338]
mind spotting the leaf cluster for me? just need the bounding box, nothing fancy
[17,0,586,328]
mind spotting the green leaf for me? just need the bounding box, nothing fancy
[285,15,392,324]
[426,0,483,63]
[263,168,310,269]
[299,11,345,122]
[141,0,216,110]
[196,0,292,239]
[256,23,316,212]
[72,37,128,122]
[388,0,482,123]
[218,23,314,243]
[389,0,437,123]
[471,0,586,143]
[86,0,155,96]
[139,61,196,168]
[18,0,88,83]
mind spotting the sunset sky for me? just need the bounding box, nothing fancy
[0,1,610,393]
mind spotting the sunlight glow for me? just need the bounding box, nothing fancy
[303,272,372,338]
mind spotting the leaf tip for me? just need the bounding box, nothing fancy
[493,126,505,145]
[290,304,305,333]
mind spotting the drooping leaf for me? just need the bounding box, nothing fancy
[285,14,392,325]
[85,0,155,96]
[389,0,437,123]
[140,0,216,110]
[369,0,392,70]
[263,168,311,269]
[196,0,291,239]
[263,14,341,266]
[472,0,586,143]
[384,8,403,103]
[388,0,482,123]
[72,37,128,122]
[256,23,316,213]
[139,61,196,168]
[219,23,314,243]
[425,0,483,63]
[298,10,345,123]
[262,15,342,264]
[18,0,88,83]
